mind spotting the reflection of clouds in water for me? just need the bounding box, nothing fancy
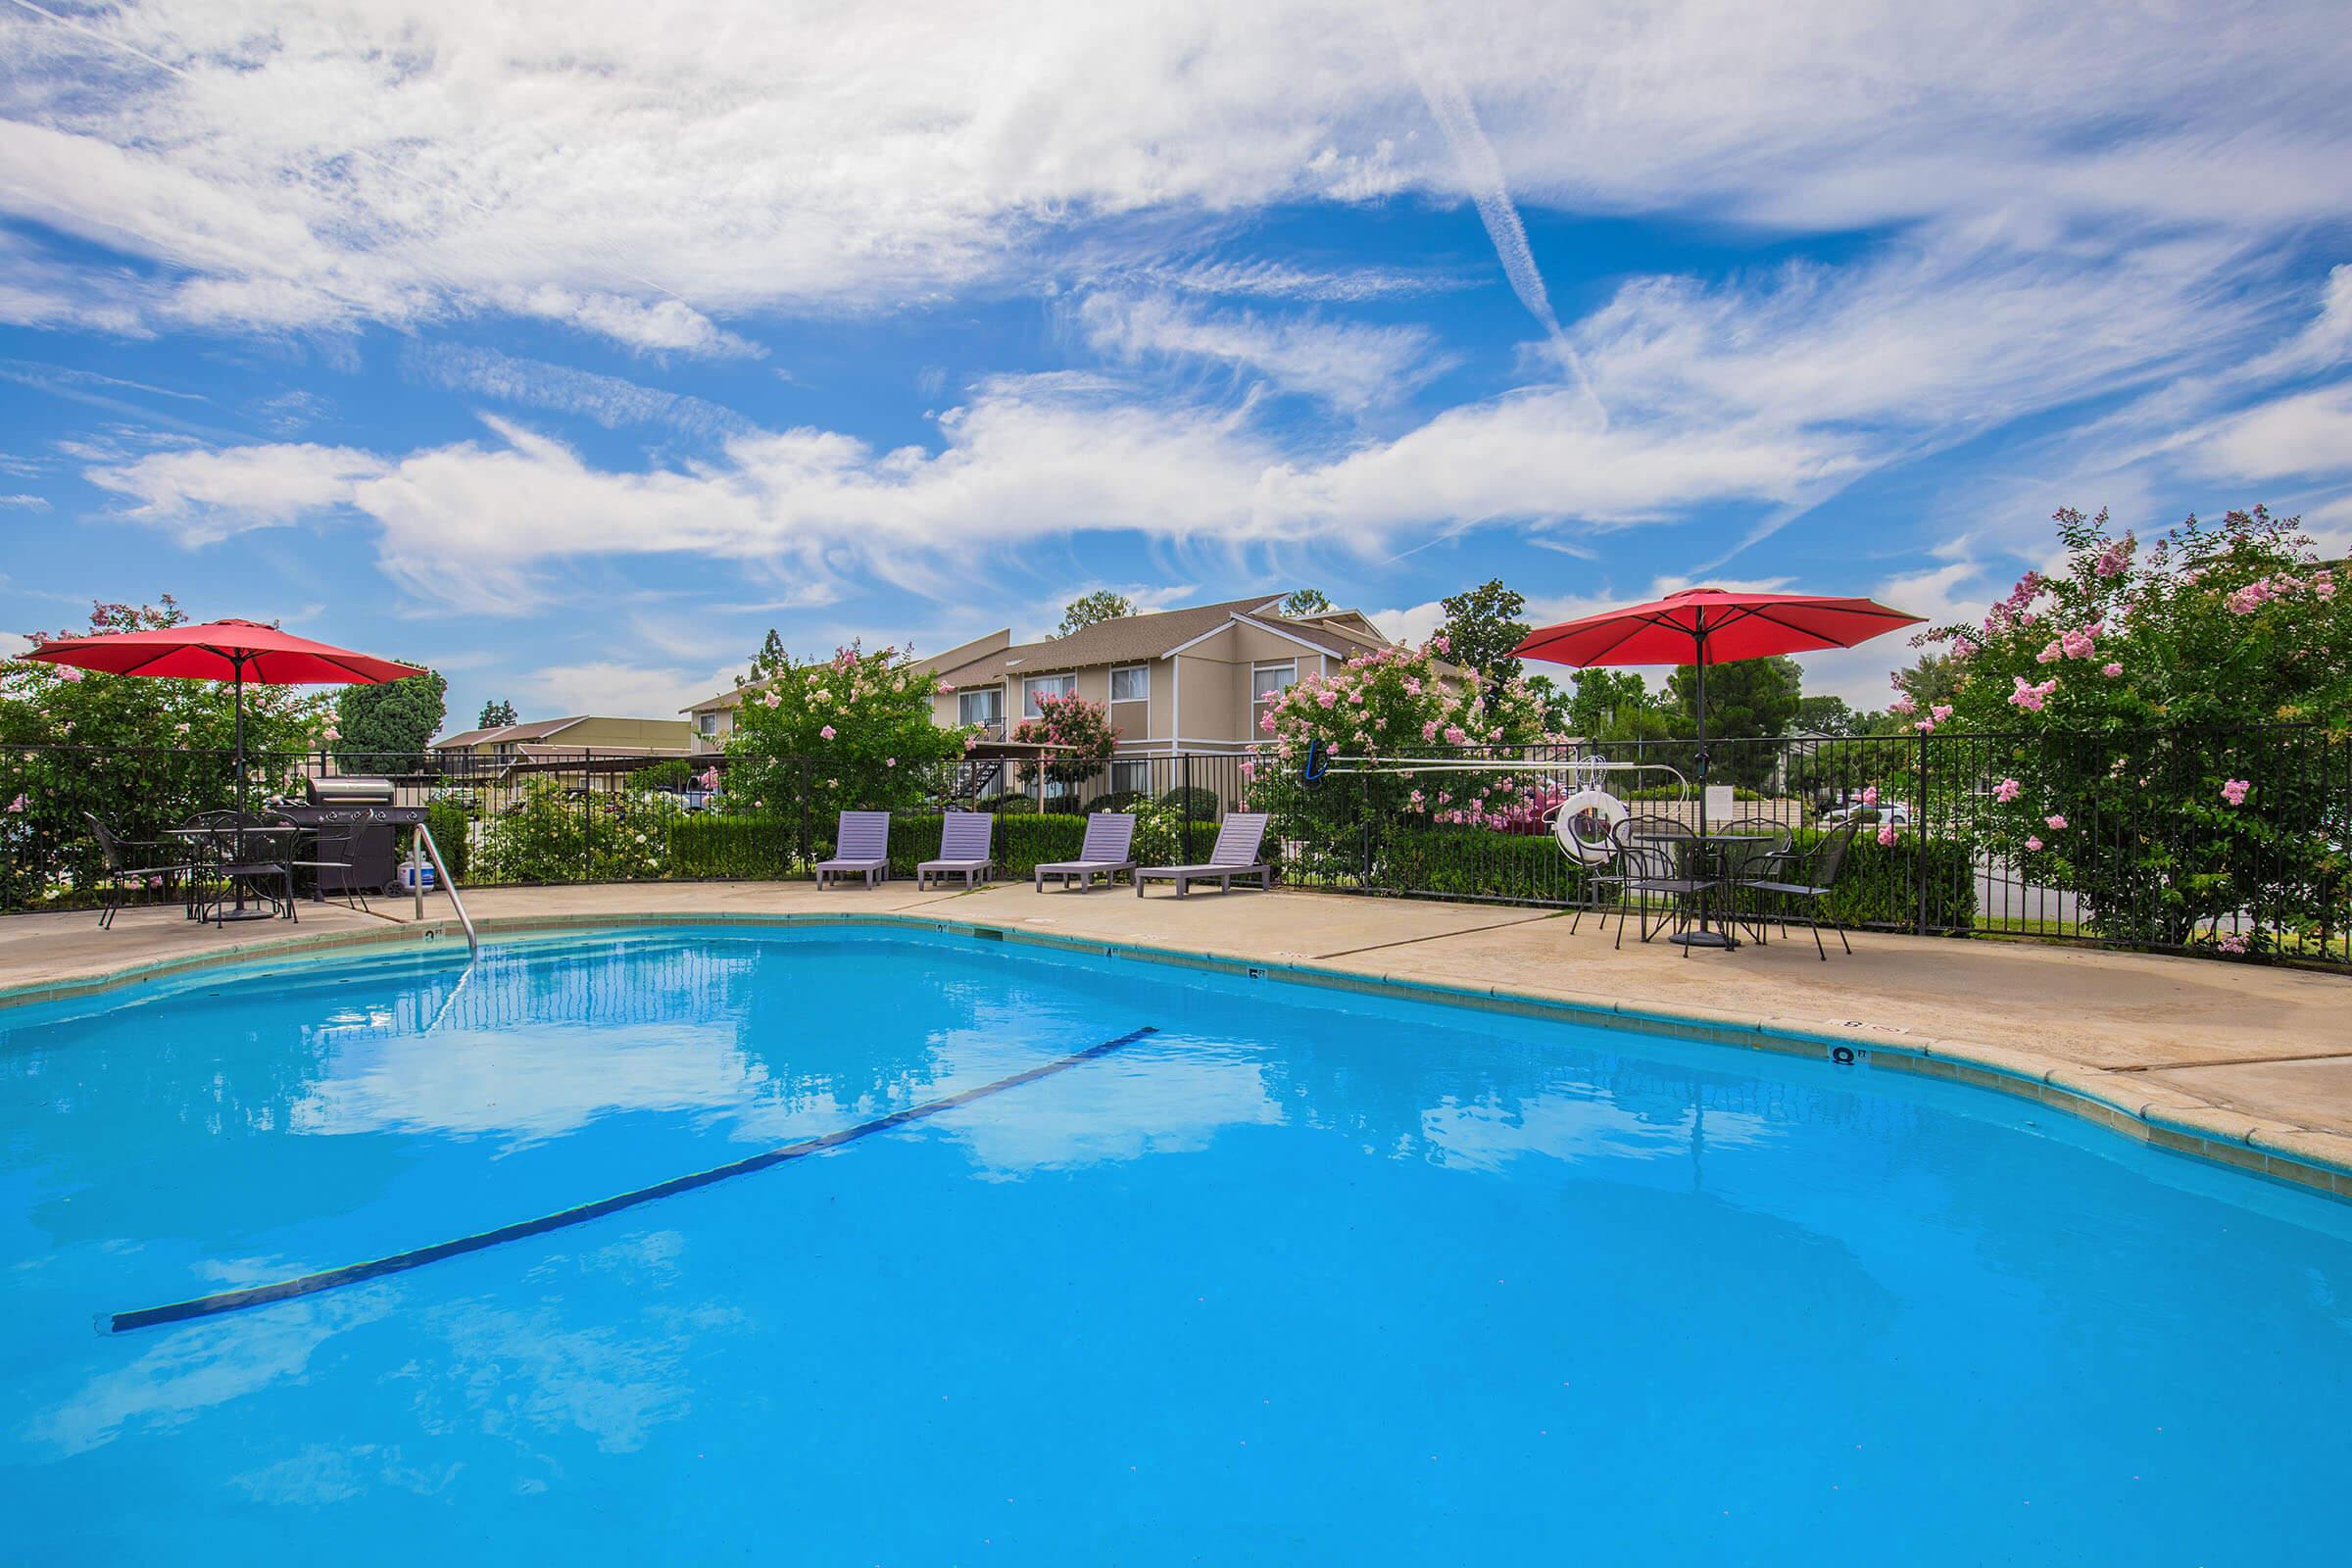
[1423,1088,1777,1173]
[401,1232,726,1458]
[29,1288,396,1456]
[943,1045,1284,1178]
[290,1024,784,1150]
[231,1442,461,1506]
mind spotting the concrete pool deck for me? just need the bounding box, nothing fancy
[5,880,2350,1195]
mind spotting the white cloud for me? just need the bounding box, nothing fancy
[0,493,51,511]
[2,0,2345,352]
[402,343,758,441]
[519,661,728,719]
[85,440,384,542]
[1076,291,1447,409]
[85,372,1867,612]
[2187,382,2352,481]
[1138,257,1471,303]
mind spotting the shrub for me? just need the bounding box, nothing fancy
[632,759,700,791]
[1155,785,1221,820]
[470,779,680,883]
[424,800,471,882]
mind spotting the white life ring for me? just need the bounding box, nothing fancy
[1552,788,1627,864]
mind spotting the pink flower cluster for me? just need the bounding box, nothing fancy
[2216,931,2248,956]
[2008,675,2058,711]
[1993,777,2022,803]
[2220,777,2250,807]
[2092,534,2132,578]
[1876,821,1898,847]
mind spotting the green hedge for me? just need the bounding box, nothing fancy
[1288,820,1975,928]
[667,813,792,879]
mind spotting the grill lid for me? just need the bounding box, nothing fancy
[307,775,396,805]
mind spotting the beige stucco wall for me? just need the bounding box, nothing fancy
[562,717,695,751]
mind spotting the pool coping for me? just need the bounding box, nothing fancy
[6,907,2349,1204]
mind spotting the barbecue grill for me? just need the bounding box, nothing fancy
[276,776,428,897]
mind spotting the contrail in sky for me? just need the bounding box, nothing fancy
[1409,52,1606,425]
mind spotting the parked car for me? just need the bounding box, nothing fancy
[1823,801,1913,827]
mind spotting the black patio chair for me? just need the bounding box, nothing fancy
[1716,814,1795,943]
[1611,821,1718,955]
[280,815,368,912]
[1740,822,1859,959]
[185,809,297,925]
[81,811,189,931]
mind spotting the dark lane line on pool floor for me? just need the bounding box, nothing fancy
[109,1024,1160,1335]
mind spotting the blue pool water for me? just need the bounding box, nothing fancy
[3,926,2348,1562]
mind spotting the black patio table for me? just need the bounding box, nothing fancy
[1631,828,1780,951]
[170,821,301,924]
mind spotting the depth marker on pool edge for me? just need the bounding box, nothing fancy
[109,1024,1159,1334]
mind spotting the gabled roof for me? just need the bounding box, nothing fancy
[933,594,1288,685]
[433,715,589,748]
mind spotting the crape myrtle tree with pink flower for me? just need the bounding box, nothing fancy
[1908,506,2349,956]
[1242,633,1560,883]
[722,639,972,828]
[1009,690,1119,793]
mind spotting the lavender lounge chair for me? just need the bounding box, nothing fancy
[1033,811,1136,892]
[814,810,890,889]
[1135,811,1272,898]
[917,810,995,890]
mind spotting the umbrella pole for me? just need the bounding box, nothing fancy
[1692,625,1709,839]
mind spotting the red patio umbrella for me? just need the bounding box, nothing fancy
[1512,585,1922,819]
[22,617,426,817]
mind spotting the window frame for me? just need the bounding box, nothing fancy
[1022,673,1077,718]
[1108,759,1151,795]
[957,687,1004,727]
[1109,664,1150,704]
[1250,660,1298,708]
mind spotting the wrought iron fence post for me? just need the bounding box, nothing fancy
[581,750,593,883]
[1181,753,1194,852]
[1914,729,1930,936]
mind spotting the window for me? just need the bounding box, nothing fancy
[1109,759,1150,794]
[697,712,720,736]
[1250,662,1297,707]
[1110,665,1150,703]
[958,687,1004,727]
[1022,673,1077,717]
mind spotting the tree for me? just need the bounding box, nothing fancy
[1057,591,1134,637]
[747,629,786,684]
[1436,579,1530,688]
[1009,691,1119,790]
[1665,654,1802,788]
[723,639,970,823]
[1793,694,1860,736]
[1926,505,2350,956]
[1278,587,1332,616]
[1565,669,1665,739]
[335,670,446,769]
[477,698,518,729]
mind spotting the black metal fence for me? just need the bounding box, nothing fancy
[5,727,2344,968]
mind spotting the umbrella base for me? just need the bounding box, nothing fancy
[210,906,281,924]
[1672,929,1737,950]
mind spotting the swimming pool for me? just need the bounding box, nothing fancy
[4,924,2348,1561]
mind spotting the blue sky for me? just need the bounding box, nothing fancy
[3,1,2349,730]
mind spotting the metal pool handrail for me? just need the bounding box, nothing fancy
[411,824,477,956]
